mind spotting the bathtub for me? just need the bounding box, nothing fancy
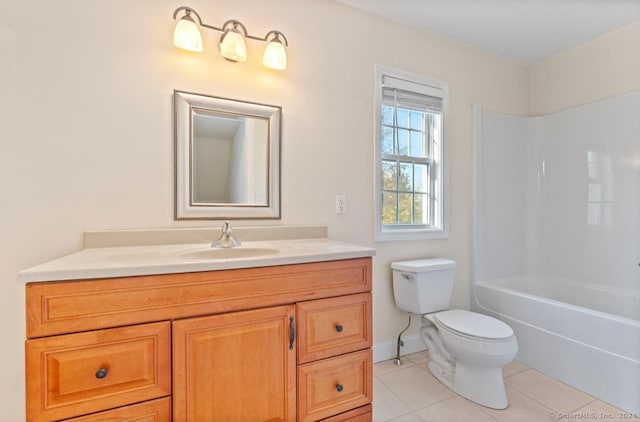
[473,277,640,414]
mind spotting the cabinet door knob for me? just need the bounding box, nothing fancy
[335,324,343,332]
[95,368,108,379]
[336,383,344,392]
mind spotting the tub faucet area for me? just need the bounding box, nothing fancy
[211,221,241,248]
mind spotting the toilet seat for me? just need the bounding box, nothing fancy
[433,310,514,341]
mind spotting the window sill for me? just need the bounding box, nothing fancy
[374,227,448,242]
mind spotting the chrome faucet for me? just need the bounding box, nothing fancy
[211,220,241,248]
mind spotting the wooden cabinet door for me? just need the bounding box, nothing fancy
[173,305,296,422]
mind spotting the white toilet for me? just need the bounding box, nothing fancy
[391,258,518,409]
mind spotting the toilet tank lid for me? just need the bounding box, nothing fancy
[391,258,456,272]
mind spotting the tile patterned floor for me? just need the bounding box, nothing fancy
[373,352,634,422]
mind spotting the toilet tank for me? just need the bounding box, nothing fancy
[391,258,456,314]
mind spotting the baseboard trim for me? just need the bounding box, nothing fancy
[372,334,427,363]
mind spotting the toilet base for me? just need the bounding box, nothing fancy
[428,359,509,409]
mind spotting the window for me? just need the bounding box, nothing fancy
[374,65,448,241]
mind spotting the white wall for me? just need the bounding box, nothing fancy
[194,135,232,202]
[0,1,529,419]
[530,20,640,115]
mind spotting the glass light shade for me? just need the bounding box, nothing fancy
[173,17,203,52]
[220,29,247,62]
[263,39,287,70]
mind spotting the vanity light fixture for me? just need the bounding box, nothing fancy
[262,31,287,70]
[172,9,203,52]
[219,21,248,62]
[172,6,289,70]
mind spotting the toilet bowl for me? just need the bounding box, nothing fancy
[421,310,518,409]
[391,259,518,409]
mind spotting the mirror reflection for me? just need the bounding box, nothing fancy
[174,91,281,220]
[192,110,268,205]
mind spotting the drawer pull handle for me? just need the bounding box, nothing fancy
[289,316,295,350]
[335,324,344,332]
[336,383,344,392]
[95,368,108,379]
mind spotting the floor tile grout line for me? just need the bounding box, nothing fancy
[503,380,558,412]
[473,400,509,422]
[373,371,454,418]
[376,371,505,422]
[455,394,504,422]
[409,393,467,414]
[503,373,596,416]
[373,358,624,422]
[559,396,601,416]
[374,358,512,421]
[373,374,423,419]
[373,362,418,377]
[387,413,421,422]
[503,367,529,378]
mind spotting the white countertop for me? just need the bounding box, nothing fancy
[18,238,375,283]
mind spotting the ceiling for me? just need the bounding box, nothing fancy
[336,0,640,65]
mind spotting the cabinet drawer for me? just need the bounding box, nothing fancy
[26,258,372,338]
[63,397,171,422]
[298,349,372,422]
[297,293,371,363]
[320,404,372,421]
[26,322,171,422]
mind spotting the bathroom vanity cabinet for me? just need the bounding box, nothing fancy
[25,257,373,422]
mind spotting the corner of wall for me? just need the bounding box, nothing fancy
[528,21,640,115]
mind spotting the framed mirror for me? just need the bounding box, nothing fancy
[174,90,281,219]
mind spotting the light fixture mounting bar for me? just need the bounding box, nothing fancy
[172,6,288,46]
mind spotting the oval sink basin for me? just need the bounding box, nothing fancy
[181,248,280,260]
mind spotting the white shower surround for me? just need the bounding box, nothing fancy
[472,91,640,413]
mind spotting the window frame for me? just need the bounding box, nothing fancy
[373,65,449,241]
